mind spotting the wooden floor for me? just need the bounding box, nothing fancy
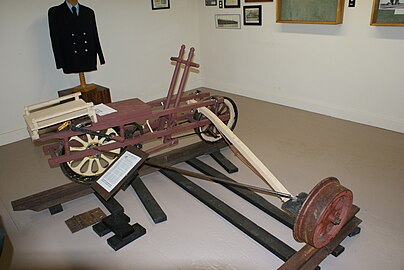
[1,89,403,270]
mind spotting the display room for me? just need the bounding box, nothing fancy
[0,1,403,269]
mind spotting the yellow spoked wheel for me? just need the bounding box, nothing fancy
[60,128,121,184]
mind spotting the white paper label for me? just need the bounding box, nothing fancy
[93,103,117,116]
[96,151,141,192]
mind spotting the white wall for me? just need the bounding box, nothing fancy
[1,1,404,146]
[0,0,202,145]
[197,1,404,134]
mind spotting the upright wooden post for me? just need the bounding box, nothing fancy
[73,72,97,93]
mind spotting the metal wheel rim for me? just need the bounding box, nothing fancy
[293,177,353,248]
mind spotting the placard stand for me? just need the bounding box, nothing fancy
[91,146,148,201]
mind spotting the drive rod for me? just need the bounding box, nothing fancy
[145,161,294,199]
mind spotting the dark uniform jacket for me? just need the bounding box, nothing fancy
[48,2,105,74]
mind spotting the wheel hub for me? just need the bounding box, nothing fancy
[87,143,101,159]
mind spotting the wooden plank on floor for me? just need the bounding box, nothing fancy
[209,150,238,173]
[11,182,93,212]
[11,141,227,212]
[186,158,295,228]
[160,169,297,262]
[131,177,167,224]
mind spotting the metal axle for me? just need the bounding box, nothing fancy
[145,161,294,199]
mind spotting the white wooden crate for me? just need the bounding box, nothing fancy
[23,92,97,140]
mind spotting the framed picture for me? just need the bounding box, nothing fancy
[224,0,241,8]
[151,0,170,10]
[244,5,262,25]
[215,14,241,29]
[206,0,218,6]
[370,0,404,26]
[276,0,345,24]
[245,0,272,2]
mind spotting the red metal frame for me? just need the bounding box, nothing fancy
[38,45,232,168]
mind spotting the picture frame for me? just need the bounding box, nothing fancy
[276,0,345,25]
[224,0,241,8]
[151,0,170,10]
[370,0,404,26]
[244,5,262,25]
[206,0,218,6]
[215,14,242,29]
[245,0,272,2]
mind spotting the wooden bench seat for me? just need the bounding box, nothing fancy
[24,92,97,140]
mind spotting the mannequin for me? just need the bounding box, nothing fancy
[67,0,78,5]
[48,0,105,92]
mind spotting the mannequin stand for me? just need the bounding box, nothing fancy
[58,84,111,105]
[72,72,97,93]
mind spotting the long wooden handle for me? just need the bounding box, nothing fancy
[190,99,291,201]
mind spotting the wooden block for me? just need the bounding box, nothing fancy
[107,223,146,251]
[102,213,133,239]
[65,207,107,233]
[49,204,63,215]
[58,84,111,105]
[93,222,111,237]
[331,245,345,257]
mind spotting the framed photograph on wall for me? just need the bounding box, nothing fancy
[244,5,262,25]
[151,0,170,10]
[206,0,218,6]
[224,0,241,8]
[276,0,345,24]
[215,14,241,29]
[370,0,404,26]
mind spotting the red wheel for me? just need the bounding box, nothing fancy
[293,177,353,248]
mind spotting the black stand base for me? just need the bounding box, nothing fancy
[107,223,146,251]
[93,212,146,251]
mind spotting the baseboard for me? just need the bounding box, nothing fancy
[0,129,30,146]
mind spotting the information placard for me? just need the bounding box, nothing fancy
[92,146,148,201]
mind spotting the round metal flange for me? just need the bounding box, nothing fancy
[293,177,353,249]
